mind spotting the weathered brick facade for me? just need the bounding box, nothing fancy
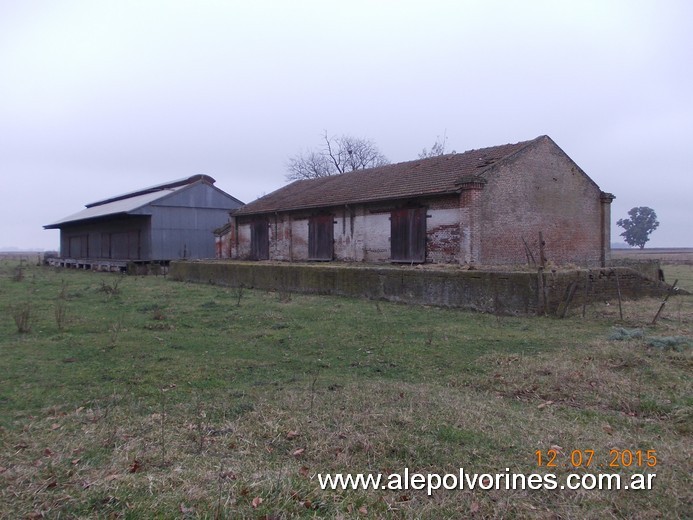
[476,137,611,266]
[216,136,614,267]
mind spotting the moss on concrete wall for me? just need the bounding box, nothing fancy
[541,267,670,315]
[170,261,538,314]
[608,258,661,281]
[170,262,670,316]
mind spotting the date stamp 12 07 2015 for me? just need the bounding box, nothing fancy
[535,448,657,469]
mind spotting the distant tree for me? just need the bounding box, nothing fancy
[617,206,660,249]
[286,132,389,181]
[418,131,455,159]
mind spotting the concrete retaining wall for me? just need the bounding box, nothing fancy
[541,268,672,315]
[608,258,661,281]
[170,261,671,316]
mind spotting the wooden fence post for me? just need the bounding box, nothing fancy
[613,269,623,321]
[537,267,546,316]
[652,279,678,325]
[538,232,546,268]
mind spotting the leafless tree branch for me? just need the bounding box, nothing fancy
[419,131,455,159]
[286,131,389,181]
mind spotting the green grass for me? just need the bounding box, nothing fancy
[663,263,693,292]
[0,261,690,518]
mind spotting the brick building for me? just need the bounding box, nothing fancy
[216,136,615,267]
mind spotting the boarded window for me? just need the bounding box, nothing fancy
[250,219,269,260]
[309,214,334,261]
[391,207,426,262]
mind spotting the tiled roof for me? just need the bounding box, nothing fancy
[234,136,542,216]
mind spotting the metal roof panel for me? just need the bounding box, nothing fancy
[44,187,184,228]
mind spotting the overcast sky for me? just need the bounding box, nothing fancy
[1,0,691,250]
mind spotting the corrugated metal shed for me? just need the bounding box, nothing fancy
[44,175,243,262]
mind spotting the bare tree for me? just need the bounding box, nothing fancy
[419,131,455,159]
[286,132,389,181]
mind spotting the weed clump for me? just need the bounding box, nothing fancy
[13,266,25,282]
[647,336,691,351]
[672,406,692,435]
[11,302,32,333]
[277,289,292,303]
[608,327,644,341]
[99,277,123,295]
[54,300,68,331]
[235,284,244,306]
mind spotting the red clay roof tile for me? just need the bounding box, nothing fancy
[235,137,541,215]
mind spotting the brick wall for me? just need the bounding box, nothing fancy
[478,137,606,267]
[423,195,461,264]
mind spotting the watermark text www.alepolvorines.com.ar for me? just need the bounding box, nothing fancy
[317,468,657,495]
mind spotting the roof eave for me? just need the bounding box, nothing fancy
[233,188,462,216]
[43,211,142,229]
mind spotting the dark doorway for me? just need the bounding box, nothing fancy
[250,219,269,260]
[391,207,426,262]
[309,214,334,261]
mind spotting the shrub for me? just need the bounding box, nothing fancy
[11,302,32,333]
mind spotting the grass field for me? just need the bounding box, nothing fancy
[611,248,693,266]
[0,261,691,518]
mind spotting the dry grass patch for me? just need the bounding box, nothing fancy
[1,373,690,518]
[479,336,691,424]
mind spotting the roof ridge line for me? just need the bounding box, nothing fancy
[86,174,215,208]
[233,136,548,216]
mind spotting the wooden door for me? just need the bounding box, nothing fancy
[390,207,426,262]
[309,214,334,261]
[250,219,269,260]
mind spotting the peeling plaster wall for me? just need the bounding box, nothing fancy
[361,211,390,262]
[225,196,466,264]
[425,198,461,264]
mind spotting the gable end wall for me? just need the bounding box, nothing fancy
[478,138,604,266]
